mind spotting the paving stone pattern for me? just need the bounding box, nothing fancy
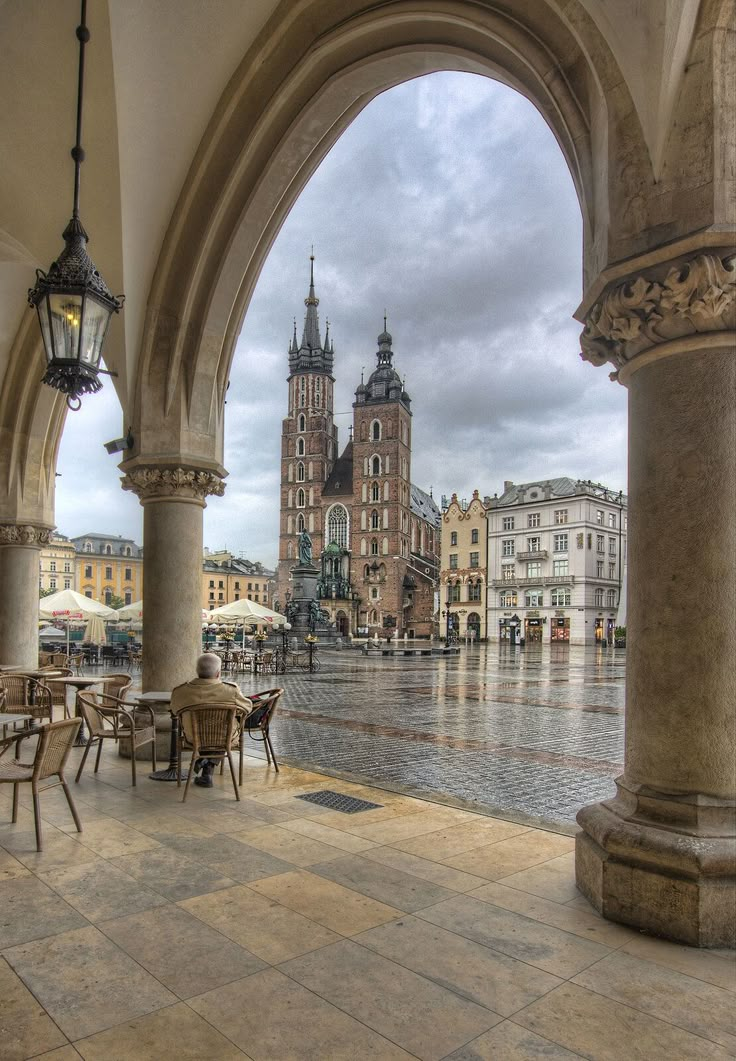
[234,643,625,826]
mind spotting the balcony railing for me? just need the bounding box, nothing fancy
[491,575,576,588]
[516,550,548,561]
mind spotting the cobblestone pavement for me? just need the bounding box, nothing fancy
[228,642,626,829]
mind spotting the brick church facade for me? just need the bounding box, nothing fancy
[275,260,440,638]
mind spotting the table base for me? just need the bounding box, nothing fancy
[149,765,189,782]
[149,712,187,782]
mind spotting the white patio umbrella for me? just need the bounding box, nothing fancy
[84,613,106,645]
[117,599,143,622]
[40,590,117,654]
[209,598,285,649]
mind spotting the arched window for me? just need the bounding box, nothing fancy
[315,379,321,406]
[297,437,305,456]
[327,504,349,549]
[371,455,381,475]
[104,544,112,555]
[371,419,381,441]
[298,413,306,431]
[363,564,370,579]
[370,538,379,555]
[296,488,305,508]
[297,462,305,482]
[371,509,380,529]
[369,609,378,625]
[468,579,482,602]
[84,542,92,552]
[297,514,305,533]
[371,481,380,501]
[124,546,131,557]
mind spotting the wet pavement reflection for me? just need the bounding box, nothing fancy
[233,643,626,828]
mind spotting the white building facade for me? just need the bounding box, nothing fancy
[487,478,626,646]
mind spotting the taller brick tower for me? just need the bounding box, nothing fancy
[275,257,337,603]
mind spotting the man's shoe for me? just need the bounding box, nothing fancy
[194,771,214,787]
[193,759,204,775]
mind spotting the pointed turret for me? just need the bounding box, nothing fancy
[288,254,334,376]
[354,314,410,409]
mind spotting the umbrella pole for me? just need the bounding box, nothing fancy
[66,618,70,656]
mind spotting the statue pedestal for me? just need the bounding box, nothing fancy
[290,563,319,601]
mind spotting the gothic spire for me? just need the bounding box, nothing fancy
[288,253,334,377]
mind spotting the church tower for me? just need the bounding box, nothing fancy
[276,257,338,602]
[351,320,414,634]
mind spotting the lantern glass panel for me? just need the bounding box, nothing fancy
[36,298,54,365]
[48,293,84,361]
[80,293,112,366]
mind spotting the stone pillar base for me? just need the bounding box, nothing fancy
[576,779,736,948]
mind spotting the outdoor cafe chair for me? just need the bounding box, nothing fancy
[40,667,74,719]
[69,652,85,676]
[98,673,133,700]
[242,688,283,773]
[76,691,156,786]
[0,675,53,725]
[176,704,242,802]
[0,717,82,851]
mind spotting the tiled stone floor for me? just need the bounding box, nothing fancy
[1,739,734,1060]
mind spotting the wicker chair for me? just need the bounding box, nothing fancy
[0,718,82,850]
[98,673,133,701]
[176,704,242,802]
[69,652,85,676]
[242,688,283,773]
[75,691,156,786]
[42,668,74,719]
[0,675,54,724]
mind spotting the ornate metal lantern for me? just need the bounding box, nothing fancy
[27,1,123,410]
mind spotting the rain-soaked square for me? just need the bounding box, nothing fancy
[239,642,625,828]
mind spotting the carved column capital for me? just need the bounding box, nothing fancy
[581,250,736,381]
[121,466,226,505]
[0,522,52,546]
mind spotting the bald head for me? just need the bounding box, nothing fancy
[196,653,222,679]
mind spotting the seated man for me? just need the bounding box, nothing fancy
[171,652,253,787]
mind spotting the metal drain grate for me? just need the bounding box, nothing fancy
[295,790,383,814]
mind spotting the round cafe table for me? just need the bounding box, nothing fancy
[46,675,120,746]
[134,692,187,782]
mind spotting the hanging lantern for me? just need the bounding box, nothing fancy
[27,1,123,410]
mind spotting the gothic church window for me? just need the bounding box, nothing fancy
[297,489,305,508]
[297,462,305,482]
[382,537,389,555]
[327,504,349,549]
[297,437,305,455]
[371,419,381,441]
[371,538,379,556]
[298,413,306,431]
[371,481,380,502]
[371,510,380,529]
[297,514,305,532]
[371,455,381,475]
[384,482,390,501]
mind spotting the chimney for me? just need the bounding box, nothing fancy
[503,481,514,493]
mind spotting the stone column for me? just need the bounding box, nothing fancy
[121,466,225,692]
[0,523,51,669]
[576,249,736,947]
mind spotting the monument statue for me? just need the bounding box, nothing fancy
[298,529,313,566]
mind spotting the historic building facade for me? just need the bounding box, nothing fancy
[486,479,627,646]
[39,533,77,595]
[70,533,144,606]
[440,491,489,641]
[202,549,274,611]
[276,264,440,637]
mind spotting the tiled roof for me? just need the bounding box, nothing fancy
[323,442,353,496]
[496,477,579,506]
[410,484,441,528]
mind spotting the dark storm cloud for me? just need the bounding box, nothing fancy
[56,72,626,564]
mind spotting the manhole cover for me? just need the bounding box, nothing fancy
[295,790,383,813]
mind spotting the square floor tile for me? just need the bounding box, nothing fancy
[443,1019,584,1059]
[355,915,562,1016]
[515,982,733,1060]
[572,950,736,1052]
[280,938,501,1060]
[0,875,87,949]
[190,967,414,1060]
[0,956,68,1059]
[497,852,580,904]
[228,824,348,866]
[441,830,575,879]
[73,1001,250,1059]
[73,818,161,859]
[99,903,266,999]
[391,819,529,860]
[3,924,176,1039]
[248,869,402,934]
[310,853,458,912]
[109,847,235,902]
[417,894,612,978]
[38,860,168,923]
[280,817,379,852]
[179,884,340,963]
[359,845,488,893]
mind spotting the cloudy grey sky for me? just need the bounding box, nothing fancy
[57,72,627,567]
